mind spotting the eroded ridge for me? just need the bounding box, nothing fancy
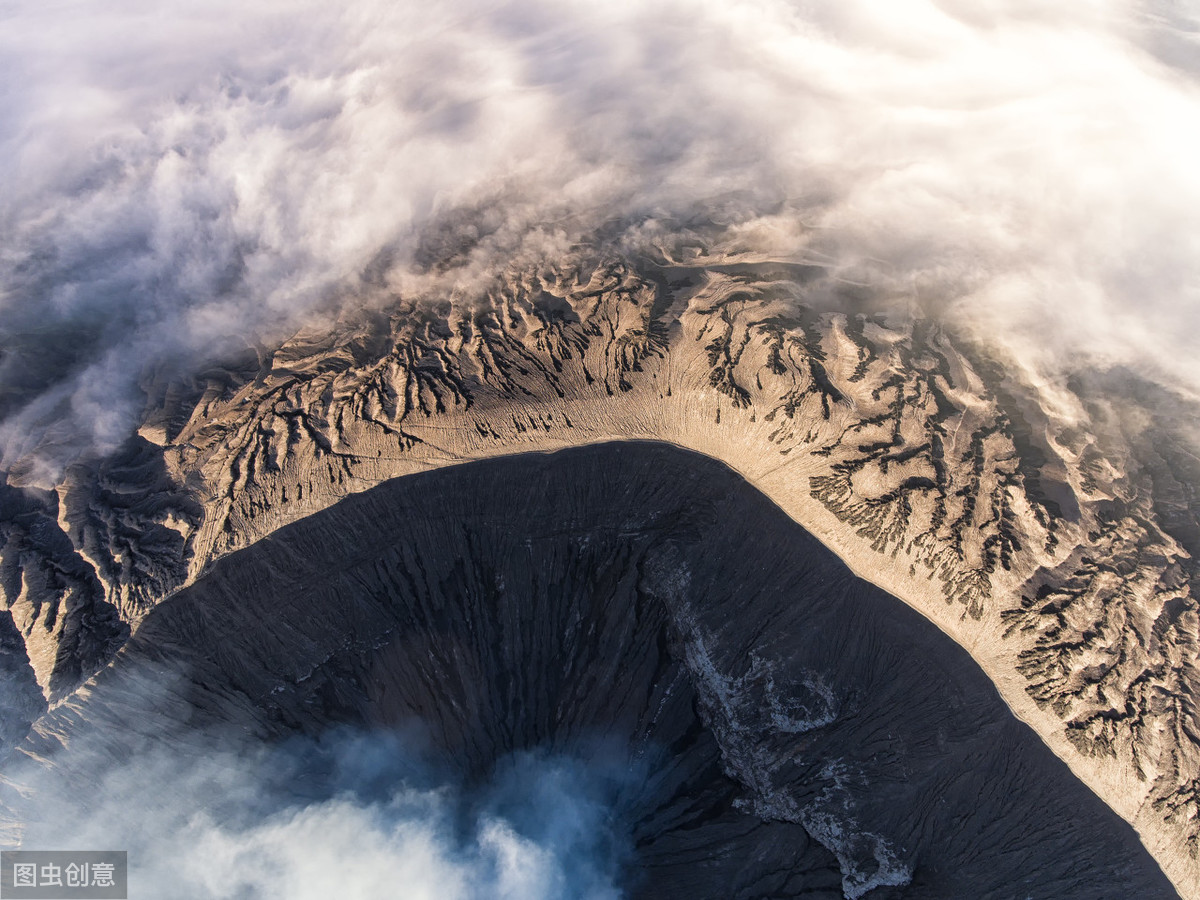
[2,242,1198,892]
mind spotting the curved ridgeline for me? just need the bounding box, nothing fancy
[5,443,1179,899]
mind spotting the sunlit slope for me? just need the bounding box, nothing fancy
[2,252,1198,894]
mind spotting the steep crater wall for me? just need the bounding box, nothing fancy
[5,443,1179,899]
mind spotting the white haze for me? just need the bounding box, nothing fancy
[2,0,1200,476]
[11,732,631,900]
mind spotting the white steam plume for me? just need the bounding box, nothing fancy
[9,730,631,900]
[2,0,1200,474]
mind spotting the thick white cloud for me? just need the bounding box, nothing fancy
[2,0,1199,474]
[13,733,629,900]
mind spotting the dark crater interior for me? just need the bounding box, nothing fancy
[7,443,1179,899]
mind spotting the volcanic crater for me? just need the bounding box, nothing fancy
[7,443,1178,899]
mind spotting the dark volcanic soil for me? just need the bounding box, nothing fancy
[4,442,1179,899]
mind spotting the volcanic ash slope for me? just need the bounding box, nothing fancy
[4,444,1180,899]
[1,250,1199,895]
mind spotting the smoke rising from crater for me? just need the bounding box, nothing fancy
[9,729,631,900]
[2,0,1200,474]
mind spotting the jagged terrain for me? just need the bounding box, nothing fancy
[2,445,1179,898]
[2,241,1198,895]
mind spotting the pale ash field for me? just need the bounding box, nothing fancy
[1,243,1197,897]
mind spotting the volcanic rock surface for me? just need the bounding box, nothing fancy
[4,444,1180,899]
[2,243,1199,894]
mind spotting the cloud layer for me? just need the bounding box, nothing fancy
[2,0,1200,473]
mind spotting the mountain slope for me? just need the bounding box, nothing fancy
[2,246,1198,894]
